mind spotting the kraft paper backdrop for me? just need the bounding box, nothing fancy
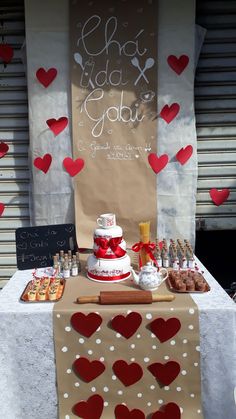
[70,0,158,248]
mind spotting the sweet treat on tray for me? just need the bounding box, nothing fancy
[87,213,131,282]
[21,276,65,302]
[168,269,210,292]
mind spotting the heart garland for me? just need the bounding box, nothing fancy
[46,117,68,136]
[167,55,189,75]
[160,103,180,124]
[115,404,145,419]
[70,312,102,337]
[73,357,105,382]
[113,360,143,386]
[209,188,230,206]
[63,157,85,177]
[176,145,193,165]
[36,67,57,87]
[0,43,14,64]
[148,153,169,174]
[111,312,142,339]
[148,361,180,385]
[152,402,181,419]
[0,203,5,217]
[149,317,181,343]
[33,153,52,173]
[73,394,104,419]
[0,141,9,158]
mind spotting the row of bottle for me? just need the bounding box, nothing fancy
[154,238,195,270]
[53,250,81,278]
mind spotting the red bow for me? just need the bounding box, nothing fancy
[132,241,159,268]
[94,237,126,259]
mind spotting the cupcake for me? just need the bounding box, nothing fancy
[48,288,57,301]
[186,279,195,291]
[28,290,36,301]
[37,289,46,301]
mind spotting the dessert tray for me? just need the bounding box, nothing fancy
[166,270,210,293]
[20,277,65,303]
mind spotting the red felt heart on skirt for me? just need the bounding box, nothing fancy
[36,67,57,87]
[115,404,145,419]
[209,188,230,206]
[149,317,181,343]
[33,153,52,174]
[148,361,180,385]
[160,103,180,123]
[113,360,143,386]
[0,203,5,217]
[152,402,181,419]
[46,117,68,136]
[148,153,169,174]
[111,312,142,339]
[73,357,105,382]
[73,394,104,419]
[167,54,189,75]
[63,157,85,177]
[0,142,9,158]
[71,312,102,337]
[176,145,193,165]
[0,43,14,64]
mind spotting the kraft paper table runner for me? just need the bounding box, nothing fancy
[53,262,203,419]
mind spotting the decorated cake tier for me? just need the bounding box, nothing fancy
[87,254,131,282]
[93,225,126,259]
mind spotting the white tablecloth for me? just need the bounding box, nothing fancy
[0,257,235,419]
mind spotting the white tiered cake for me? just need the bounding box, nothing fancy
[87,219,131,282]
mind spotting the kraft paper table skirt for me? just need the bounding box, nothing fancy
[0,256,235,419]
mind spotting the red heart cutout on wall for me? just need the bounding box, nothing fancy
[152,402,181,419]
[71,312,102,337]
[167,55,189,75]
[0,203,5,217]
[148,153,169,174]
[115,404,145,419]
[111,312,142,339]
[63,157,85,176]
[160,103,180,123]
[33,154,52,174]
[176,145,193,165]
[0,142,9,158]
[113,360,143,386]
[36,67,57,87]
[209,188,230,206]
[148,361,180,385]
[73,357,105,382]
[46,117,68,136]
[0,44,14,64]
[73,394,104,419]
[149,318,181,343]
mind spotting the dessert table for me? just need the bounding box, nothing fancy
[0,256,235,419]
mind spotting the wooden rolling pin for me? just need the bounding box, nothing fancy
[76,291,175,304]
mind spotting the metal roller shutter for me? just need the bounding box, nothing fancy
[195,0,236,230]
[0,0,29,288]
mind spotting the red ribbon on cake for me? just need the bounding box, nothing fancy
[94,237,126,259]
[132,241,159,268]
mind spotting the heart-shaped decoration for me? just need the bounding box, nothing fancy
[149,317,181,343]
[0,203,5,217]
[152,402,181,419]
[71,312,102,337]
[167,55,189,75]
[0,142,9,158]
[46,117,68,136]
[111,312,142,339]
[148,153,169,174]
[113,360,143,386]
[209,188,230,206]
[33,153,52,174]
[73,394,104,419]
[115,404,145,419]
[160,103,180,124]
[63,157,85,177]
[176,145,193,165]
[36,67,57,87]
[73,357,105,382]
[0,43,14,64]
[148,361,180,385]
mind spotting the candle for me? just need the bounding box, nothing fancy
[139,221,150,265]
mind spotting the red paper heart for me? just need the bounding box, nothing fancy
[33,154,52,174]
[0,203,5,217]
[73,394,104,419]
[160,103,180,123]
[209,188,230,206]
[152,402,181,419]
[149,317,181,343]
[113,360,143,387]
[73,357,105,382]
[0,142,9,158]
[167,55,189,75]
[115,404,145,419]
[176,145,193,165]
[148,153,169,174]
[148,361,180,385]
[0,44,14,64]
[63,157,85,177]
[36,67,57,87]
[46,117,68,136]
[71,312,102,337]
[111,312,142,339]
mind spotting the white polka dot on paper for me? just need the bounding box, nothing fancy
[180,407,184,413]
[164,355,169,360]
[189,308,195,314]
[88,350,93,355]
[64,393,69,399]
[183,339,188,344]
[150,385,155,390]
[146,313,152,320]
[170,308,174,311]
[137,334,141,338]
[56,314,61,318]
[100,357,104,362]
[170,340,176,345]
[183,352,188,357]
[197,409,201,414]
[190,393,195,398]
[196,345,200,352]
[181,370,187,375]
[65,415,70,419]
[97,327,101,332]
[61,346,68,352]
[96,339,101,344]
[66,369,72,374]
[118,390,123,395]
[164,386,169,391]
[65,326,71,332]
[79,338,84,344]
[112,375,117,380]
[194,362,198,367]
[144,357,150,363]
[152,345,157,350]
[95,311,100,314]
[147,402,152,406]
[176,387,182,392]
[74,382,80,387]
[110,346,115,351]
[76,354,80,359]
[91,387,96,392]
[103,387,109,392]
[127,310,132,314]
[104,402,108,407]
[137,393,142,398]
[158,400,163,404]
[116,333,121,338]
[131,357,135,362]
[130,344,135,349]
[151,333,156,338]
[188,325,194,330]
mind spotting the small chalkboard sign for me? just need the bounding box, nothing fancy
[15,224,77,270]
